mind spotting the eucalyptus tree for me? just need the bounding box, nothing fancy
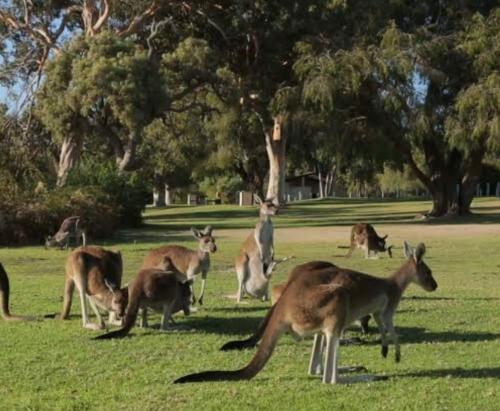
[295,1,498,216]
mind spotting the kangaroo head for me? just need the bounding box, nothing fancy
[104,279,128,317]
[403,241,437,291]
[44,236,53,248]
[255,194,279,216]
[191,226,217,253]
[377,234,392,257]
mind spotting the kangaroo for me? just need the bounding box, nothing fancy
[45,216,86,249]
[345,223,393,259]
[235,195,278,302]
[220,261,335,351]
[141,226,216,305]
[0,262,35,321]
[94,264,192,340]
[60,246,127,330]
[175,242,437,384]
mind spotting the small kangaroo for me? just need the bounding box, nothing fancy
[60,246,127,330]
[175,242,437,384]
[94,264,192,340]
[345,223,393,259]
[0,263,35,321]
[141,226,216,305]
[45,216,86,249]
[235,195,278,302]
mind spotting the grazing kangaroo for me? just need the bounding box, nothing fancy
[235,195,278,302]
[94,265,192,340]
[345,223,393,259]
[175,242,437,384]
[221,261,335,351]
[141,226,216,305]
[0,262,35,321]
[45,216,87,249]
[60,246,127,330]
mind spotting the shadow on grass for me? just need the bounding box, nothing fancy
[398,367,500,379]
[359,326,500,345]
[141,198,500,231]
[208,306,269,313]
[181,315,263,336]
[404,296,500,301]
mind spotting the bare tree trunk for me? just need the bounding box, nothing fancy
[56,135,82,187]
[318,169,324,198]
[325,170,335,197]
[165,183,172,205]
[265,116,287,204]
[117,131,140,172]
[458,151,484,215]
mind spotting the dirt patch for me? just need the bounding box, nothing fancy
[214,224,500,244]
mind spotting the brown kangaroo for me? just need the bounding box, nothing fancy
[45,216,86,249]
[94,264,191,340]
[345,223,393,259]
[175,242,437,384]
[220,261,335,351]
[0,262,35,321]
[60,246,127,330]
[141,226,216,305]
[235,196,278,302]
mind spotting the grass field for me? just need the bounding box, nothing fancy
[1,197,500,410]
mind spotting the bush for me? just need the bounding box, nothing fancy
[66,158,149,227]
[0,184,118,245]
[0,159,149,245]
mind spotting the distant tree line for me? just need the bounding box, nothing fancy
[0,1,498,220]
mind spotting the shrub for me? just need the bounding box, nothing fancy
[66,158,149,227]
[0,158,149,245]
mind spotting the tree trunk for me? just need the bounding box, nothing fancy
[325,171,334,197]
[458,151,484,215]
[165,183,172,205]
[265,116,287,204]
[318,169,324,198]
[56,135,82,187]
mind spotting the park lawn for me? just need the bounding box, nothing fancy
[0,197,499,410]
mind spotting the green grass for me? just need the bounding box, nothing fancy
[1,197,500,410]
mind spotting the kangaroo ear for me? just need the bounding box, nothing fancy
[382,234,388,240]
[191,227,201,238]
[203,225,213,236]
[414,243,426,262]
[403,241,413,259]
[104,279,116,293]
[253,194,263,205]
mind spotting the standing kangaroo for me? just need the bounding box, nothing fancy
[45,216,86,249]
[141,226,216,305]
[345,223,393,259]
[60,246,127,330]
[94,264,192,340]
[0,263,35,321]
[235,195,278,302]
[175,242,437,384]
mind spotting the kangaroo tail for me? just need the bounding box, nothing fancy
[0,263,30,321]
[175,305,284,383]
[220,304,276,351]
[0,262,12,319]
[344,229,355,257]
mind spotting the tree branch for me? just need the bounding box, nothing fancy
[92,0,110,33]
[117,0,161,38]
